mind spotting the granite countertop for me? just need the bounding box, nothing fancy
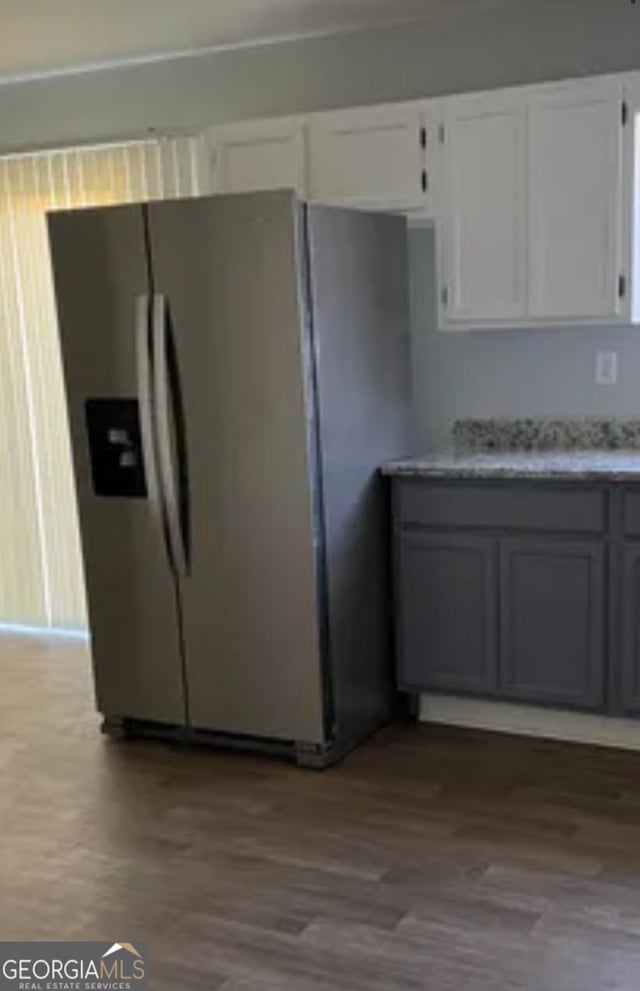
[382,449,640,482]
[383,418,640,482]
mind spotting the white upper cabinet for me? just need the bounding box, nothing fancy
[307,102,430,212]
[627,75,640,324]
[203,70,636,331]
[439,76,628,329]
[440,90,527,324]
[528,77,625,321]
[209,117,307,195]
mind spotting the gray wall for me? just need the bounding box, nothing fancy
[409,230,640,449]
[2,0,639,151]
[2,0,640,447]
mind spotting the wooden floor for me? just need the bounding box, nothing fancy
[3,635,640,989]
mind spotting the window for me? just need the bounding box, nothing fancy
[0,135,205,631]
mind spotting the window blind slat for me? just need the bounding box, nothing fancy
[0,135,204,630]
[0,159,50,624]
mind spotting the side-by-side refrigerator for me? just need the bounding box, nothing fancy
[48,191,410,766]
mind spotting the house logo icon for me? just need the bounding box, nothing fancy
[102,944,143,960]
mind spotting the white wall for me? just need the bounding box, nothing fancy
[3,0,640,447]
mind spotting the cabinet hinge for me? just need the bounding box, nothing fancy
[438,124,446,144]
[419,126,427,149]
[619,274,627,299]
[421,169,428,194]
[441,286,449,307]
[622,101,629,127]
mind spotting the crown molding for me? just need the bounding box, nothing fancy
[0,11,431,87]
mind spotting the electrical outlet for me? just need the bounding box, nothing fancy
[596,351,618,386]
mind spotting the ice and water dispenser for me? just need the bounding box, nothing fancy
[85,398,147,498]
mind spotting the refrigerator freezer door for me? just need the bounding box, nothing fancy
[146,192,325,743]
[48,205,187,725]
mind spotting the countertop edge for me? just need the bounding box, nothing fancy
[382,466,640,482]
[381,451,640,482]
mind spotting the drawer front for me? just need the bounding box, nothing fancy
[623,490,640,537]
[395,480,606,533]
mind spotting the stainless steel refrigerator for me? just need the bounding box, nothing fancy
[48,191,409,766]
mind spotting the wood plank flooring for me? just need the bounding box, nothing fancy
[3,632,640,988]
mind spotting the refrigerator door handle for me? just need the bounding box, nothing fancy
[135,294,163,522]
[152,292,188,576]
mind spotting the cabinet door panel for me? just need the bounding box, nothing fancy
[308,103,426,211]
[210,118,306,194]
[500,538,605,708]
[397,532,498,694]
[441,91,527,323]
[620,545,640,713]
[528,78,623,319]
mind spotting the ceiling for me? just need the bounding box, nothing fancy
[0,0,444,82]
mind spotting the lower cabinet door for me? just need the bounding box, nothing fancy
[397,531,498,694]
[499,537,605,708]
[620,545,640,713]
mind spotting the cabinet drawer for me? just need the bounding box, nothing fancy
[622,490,640,537]
[395,480,605,533]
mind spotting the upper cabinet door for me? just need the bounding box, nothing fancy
[528,78,624,320]
[308,103,427,212]
[441,90,527,325]
[210,117,307,195]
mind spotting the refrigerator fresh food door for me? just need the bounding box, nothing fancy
[48,205,187,725]
[146,192,325,743]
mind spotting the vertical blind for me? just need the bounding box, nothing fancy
[0,135,206,631]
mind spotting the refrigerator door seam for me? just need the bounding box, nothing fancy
[143,205,191,732]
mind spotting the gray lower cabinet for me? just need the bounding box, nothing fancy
[392,478,616,714]
[499,538,605,709]
[620,545,640,713]
[397,531,498,695]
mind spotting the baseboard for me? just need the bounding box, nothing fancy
[419,694,640,752]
